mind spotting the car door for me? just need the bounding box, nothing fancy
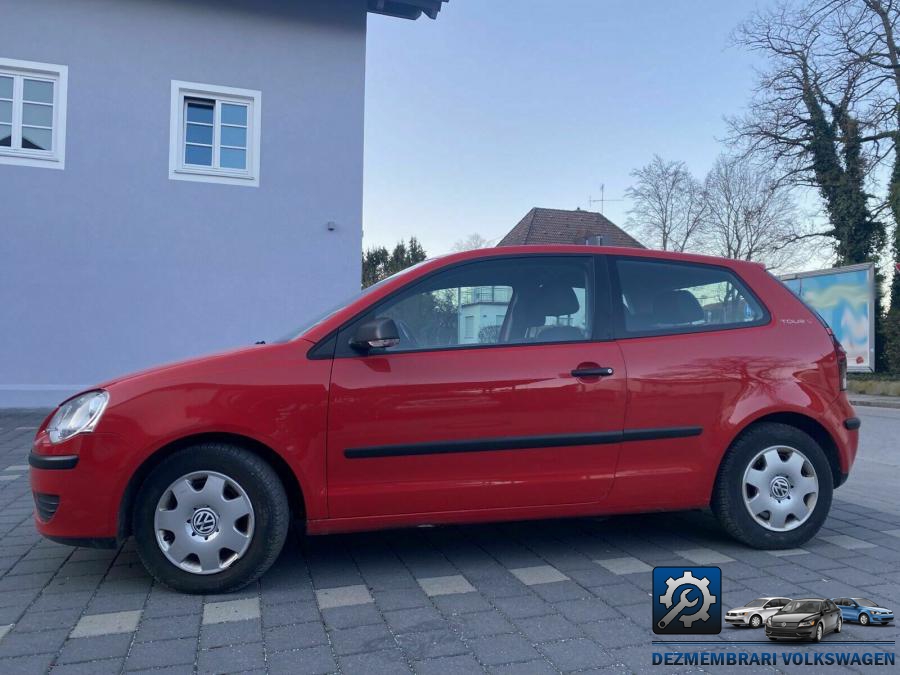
[605,256,771,509]
[325,254,627,519]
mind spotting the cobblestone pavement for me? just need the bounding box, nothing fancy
[0,408,896,674]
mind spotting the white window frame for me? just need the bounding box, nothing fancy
[168,80,261,187]
[0,57,68,170]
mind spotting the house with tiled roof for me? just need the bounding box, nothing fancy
[499,207,644,248]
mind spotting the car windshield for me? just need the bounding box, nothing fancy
[745,598,767,607]
[275,261,430,342]
[853,598,875,607]
[782,601,821,614]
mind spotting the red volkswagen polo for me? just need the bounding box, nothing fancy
[29,246,859,593]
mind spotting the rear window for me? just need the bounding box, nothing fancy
[614,258,766,336]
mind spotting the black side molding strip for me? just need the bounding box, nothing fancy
[844,417,861,431]
[28,452,79,470]
[345,426,702,459]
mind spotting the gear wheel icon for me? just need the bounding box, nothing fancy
[658,570,716,627]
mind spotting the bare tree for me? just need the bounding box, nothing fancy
[625,155,707,251]
[700,155,813,271]
[730,0,900,307]
[451,233,493,252]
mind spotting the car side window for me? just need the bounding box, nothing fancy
[344,256,594,353]
[613,258,766,337]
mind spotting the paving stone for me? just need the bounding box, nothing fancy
[509,565,570,586]
[432,591,492,615]
[594,557,652,575]
[373,587,431,611]
[321,602,382,629]
[415,654,484,675]
[384,606,447,634]
[514,613,584,642]
[261,599,320,627]
[418,574,476,597]
[134,613,201,642]
[555,597,620,624]
[197,641,265,674]
[70,610,142,638]
[450,609,515,638]
[674,547,736,564]
[201,597,260,625]
[339,647,411,675]
[821,534,878,550]
[469,633,540,666]
[314,584,373,609]
[329,622,394,656]
[491,594,553,619]
[57,633,134,664]
[768,547,810,557]
[51,657,124,674]
[539,637,614,671]
[125,636,196,670]
[397,628,467,660]
[264,621,328,652]
[266,645,336,674]
[489,660,559,675]
[201,618,263,648]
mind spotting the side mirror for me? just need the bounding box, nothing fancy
[350,317,400,351]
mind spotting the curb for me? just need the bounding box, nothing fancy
[848,397,900,410]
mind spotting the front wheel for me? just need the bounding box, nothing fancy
[859,613,870,626]
[813,622,824,643]
[835,616,842,633]
[711,423,833,549]
[750,614,762,628]
[133,443,290,594]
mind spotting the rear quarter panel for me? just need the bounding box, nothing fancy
[606,262,848,511]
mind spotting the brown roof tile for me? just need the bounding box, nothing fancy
[498,207,644,248]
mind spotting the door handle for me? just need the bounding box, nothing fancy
[571,366,614,378]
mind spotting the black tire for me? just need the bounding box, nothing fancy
[711,422,833,549]
[768,636,777,641]
[133,443,290,594]
[835,616,842,633]
[750,614,762,628]
[813,622,823,642]
[859,613,869,626]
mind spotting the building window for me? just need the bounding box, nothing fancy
[0,58,67,169]
[169,80,261,187]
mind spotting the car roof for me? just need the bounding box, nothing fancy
[440,244,763,270]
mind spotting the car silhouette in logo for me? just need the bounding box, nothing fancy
[725,597,790,628]
[765,598,842,642]
[832,597,894,626]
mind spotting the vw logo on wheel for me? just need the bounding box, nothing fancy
[770,476,791,500]
[191,507,218,536]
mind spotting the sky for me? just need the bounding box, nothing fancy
[363,0,771,256]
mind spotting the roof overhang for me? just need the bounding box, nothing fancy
[367,0,448,20]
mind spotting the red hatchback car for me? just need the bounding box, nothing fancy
[30,246,859,593]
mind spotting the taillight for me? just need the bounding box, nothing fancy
[832,334,847,391]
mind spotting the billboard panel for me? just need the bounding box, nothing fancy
[779,263,875,372]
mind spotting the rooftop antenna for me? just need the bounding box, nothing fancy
[587,184,624,214]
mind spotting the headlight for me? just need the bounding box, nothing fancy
[739,611,749,615]
[798,619,816,627]
[766,617,772,625]
[47,390,109,444]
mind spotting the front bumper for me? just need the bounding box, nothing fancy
[29,431,131,542]
[765,625,816,640]
[725,614,751,625]
[867,614,894,624]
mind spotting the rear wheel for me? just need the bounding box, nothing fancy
[133,443,289,594]
[712,423,833,549]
